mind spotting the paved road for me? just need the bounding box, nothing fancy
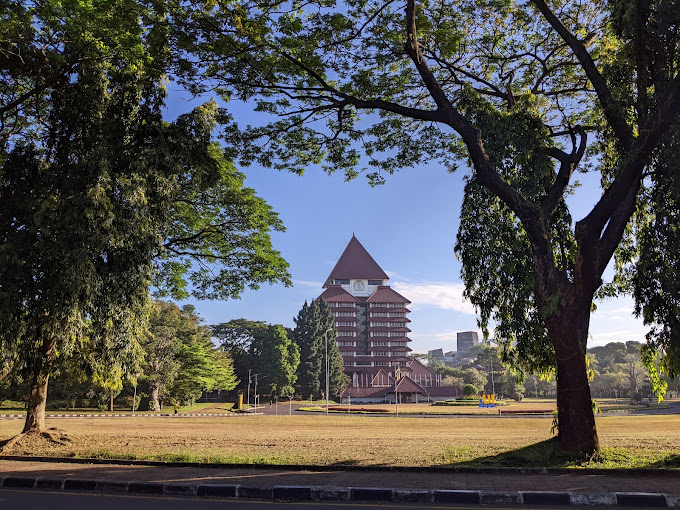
[0,489,657,510]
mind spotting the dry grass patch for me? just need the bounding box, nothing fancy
[1,414,678,468]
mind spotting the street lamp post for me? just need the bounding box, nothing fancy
[323,327,333,416]
[247,369,252,409]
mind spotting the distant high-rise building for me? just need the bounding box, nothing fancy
[317,235,413,387]
[457,331,479,358]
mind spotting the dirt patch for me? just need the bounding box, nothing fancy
[0,427,71,455]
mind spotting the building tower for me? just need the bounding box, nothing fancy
[317,236,412,387]
[456,331,480,359]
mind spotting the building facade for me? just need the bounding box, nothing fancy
[456,331,480,358]
[317,235,414,387]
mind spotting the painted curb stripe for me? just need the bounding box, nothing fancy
[0,477,677,507]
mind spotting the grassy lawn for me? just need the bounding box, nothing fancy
[300,399,670,415]
[1,413,678,469]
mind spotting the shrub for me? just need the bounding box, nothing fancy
[463,384,478,396]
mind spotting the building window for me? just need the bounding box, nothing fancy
[334,279,350,285]
[371,341,388,346]
[334,311,356,317]
[371,321,389,326]
[370,312,389,317]
[336,321,355,326]
[368,280,382,285]
[373,351,388,356]
[389,303,403,308]
[338,331,356,337]
[370,332,388,337]
[371,303,388,308]
[389,312,404,317]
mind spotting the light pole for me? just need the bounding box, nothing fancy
[132,374,139,415]
[253,373,264,408]
[490,352,495,397]
[247,369,252,409]
[323,327,333,416]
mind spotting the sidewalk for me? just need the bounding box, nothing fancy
[1,457,679,507]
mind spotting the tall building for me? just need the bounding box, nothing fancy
[317,236,413,387]
[457,331,480,358]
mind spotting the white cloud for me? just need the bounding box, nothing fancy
[293,280,323,288]
[593,306,636,315]
[392,281,476,315]
[589,329,646,346]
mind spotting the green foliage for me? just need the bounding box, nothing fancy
[248,324,300,397]
[462,384,478,396]
[292,299,350,399]
[211,318,269,391]
[0,0,289,429]
[141,301,238,409]
[169,0,680,452]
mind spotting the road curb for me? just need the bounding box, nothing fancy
[1,476,678,507]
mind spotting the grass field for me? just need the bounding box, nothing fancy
[1,412,679,469]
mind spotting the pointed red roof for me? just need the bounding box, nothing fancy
[393,375,427,394]
[366,286,411,304]
[324,236,389,287]
[318,286,360,303]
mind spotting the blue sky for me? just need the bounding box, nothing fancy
[167,91,649,353]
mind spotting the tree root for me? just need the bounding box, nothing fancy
[41,427,71,445]
[0,432,27,453]
[0,427,71,453]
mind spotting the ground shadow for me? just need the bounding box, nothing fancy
[446,438,680,469]
[448,438,588,468]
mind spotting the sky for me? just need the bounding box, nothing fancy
[165,91,649,354]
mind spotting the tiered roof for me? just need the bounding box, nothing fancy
[366,286,411,304]
[318,286,359,303]
[324,235,389,286]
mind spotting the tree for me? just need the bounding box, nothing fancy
[441,375,464,388]
[292,302,323,399]
[142,301,238,410]
[212,318,270,391]
[249,324,300,398]
[292,299,349,399]
[174,0,680,453]
[0,2,289,437]
[463,384,478,397]
[319,300,351,398]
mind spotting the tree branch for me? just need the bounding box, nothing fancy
[577,72,680,281]
[542,126,586,216]
[530,0,634,147]
[278,51,444,123]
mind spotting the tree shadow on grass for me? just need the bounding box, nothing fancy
[445,438,680,470]
[446,438,588,468]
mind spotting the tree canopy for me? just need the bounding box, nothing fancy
[141,301,238,410]
[170,0,680,453]
[0,0,288,435]
[292,299,349,400]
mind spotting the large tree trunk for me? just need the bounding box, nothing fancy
[549,301,600,454]
[150,384,161,412]
[23,366,50,433]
